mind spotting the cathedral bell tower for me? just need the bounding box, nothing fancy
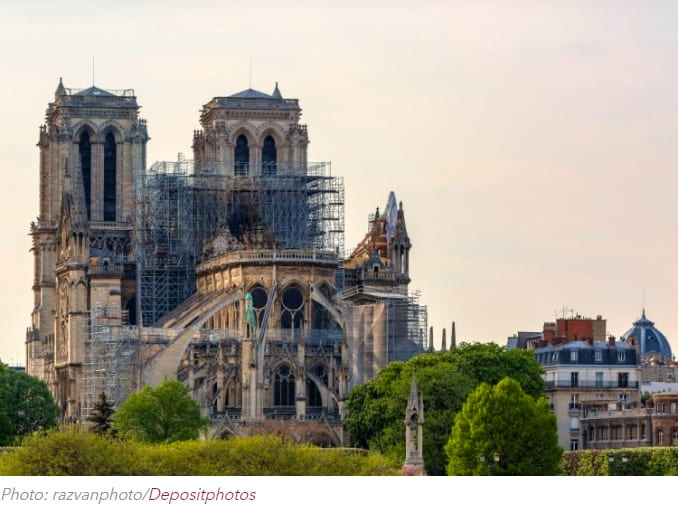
[26,78,148,421]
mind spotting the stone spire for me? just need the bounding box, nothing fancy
[271,81,282,99]
[451,321,457,350]
[427,326,434,352]
[404,372,425,474]
[441,328,447,352]
[55,77,66,98]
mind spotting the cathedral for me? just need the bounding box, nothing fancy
[25,79,427,435]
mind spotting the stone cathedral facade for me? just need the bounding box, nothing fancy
[26,79,426,434]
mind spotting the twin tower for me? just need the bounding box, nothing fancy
[26,79,423,429]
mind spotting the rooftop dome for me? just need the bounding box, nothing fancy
[622,310,672,362]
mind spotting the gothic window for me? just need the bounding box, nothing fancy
[234,135,249,175]
[281,285,304,331]
[250,285,268,327]
[262,135,277,176]
[79,132,91,219]
[103,133,116,221]
[657,428,664,445]
[274,365,295,406]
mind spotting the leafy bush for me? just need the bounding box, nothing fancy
[562,447,678,476]
[0,429,400,476]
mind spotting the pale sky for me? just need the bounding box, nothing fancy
[1,1,677,365]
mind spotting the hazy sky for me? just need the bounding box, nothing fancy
[1,1,677,365]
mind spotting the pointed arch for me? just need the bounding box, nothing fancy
[103,132,117,221]
[234,134,249,175]
[273,362,296,406]
[74,125,96,220]
[261,135,277,176]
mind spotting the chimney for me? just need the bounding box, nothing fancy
[608,336,615,346]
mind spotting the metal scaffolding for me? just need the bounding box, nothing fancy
[81,310,140,419]
[134,159,345,326]
[343,289,427,387]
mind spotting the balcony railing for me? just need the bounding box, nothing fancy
[545,380,638,389]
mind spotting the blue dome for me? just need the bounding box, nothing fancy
[622,310,672,361]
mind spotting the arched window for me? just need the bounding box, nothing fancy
[262,135,277,176]
[79,132,91,219]
[280,285,304,331]
[250,285,268,327]
[234,135,249,175]
[103,132,116,221]
[274,365,295,406]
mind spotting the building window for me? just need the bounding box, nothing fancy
[570,350,578,362]
[618,372,629,388]
[234,134,250,175]
[274,364,295,406]
[617,351,626,362]
[570,372,579,387]
[672,428,678,445]
[261,135,277,176]
[595,350,602,362]
[570,439,579,451]
[641,424,646,440]
[103,132,116,221]
[595,372,603,388]
[657,429,664,446]
[79,131,91,219]
[280,285,304,331]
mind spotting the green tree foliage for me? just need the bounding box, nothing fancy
[345,343,544,475]
[562,447,678,476]
[113,380,209,443]
[0,430,400,476]
[0,364,59,445]
[445,377,562,475]
[87,392,115,435]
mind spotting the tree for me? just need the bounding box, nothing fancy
[445,377,562,475]
[113,380,209,443]
[345,342,545,475]
[0,363,59,445]
[87,392,116,435]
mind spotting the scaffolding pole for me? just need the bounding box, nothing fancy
[81,309,141,419]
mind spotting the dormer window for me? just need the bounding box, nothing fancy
[595,350,602,362]
[570,350,578,362]
[617,351,626,362]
